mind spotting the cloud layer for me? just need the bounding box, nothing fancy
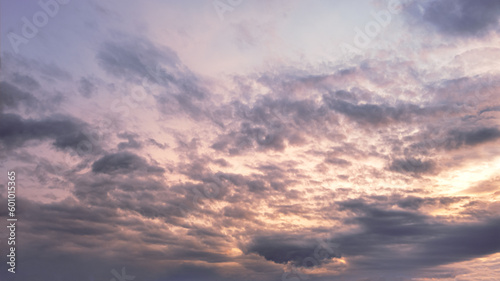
[1,1,500,281]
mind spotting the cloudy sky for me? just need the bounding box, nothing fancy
[1,0,500,280]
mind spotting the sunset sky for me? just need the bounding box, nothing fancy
[1,0,500,280]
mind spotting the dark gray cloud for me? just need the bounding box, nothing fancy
[223,205,255,220]
[147,138,168,149]
[323,93,430,126]
[117,132,142,150]
[78,77,97,98]
[399,123,500,162]
[0,113,92,153]
[444,127,500,149]
[420,0,500,36]
[96,38,210,122]
[211,96,337,154]
[247,235,340,267]
[332,199,500,270]
[217,122,288,153]
[389,157,436,175]
[11,73,40,90]
[1,53,72,82]
[91,152,164,175]
[0,81,38,111]
[324,156,351,167]
[211,122,289,154]
[479,105,500,115]
[52,131,95,152]
[418,219,500,264]
[0,195,226,281]
[395,195,465,210]
[96,40,179,83]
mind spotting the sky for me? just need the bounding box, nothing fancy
[1,0,500,280]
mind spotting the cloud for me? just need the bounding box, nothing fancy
[1,53,72,81]
[2,2,500,280]
[0,113,91,152]
[117,132,142,150]
[78,77,97,98]
[96,37,213,122]
[333,199,500,270]
[96,39,179,83]
[247,235,340,267]
[323,93,430,126]
[389,157,436,175]
[479,105,500,115]
[418,219,500,265]
[462,176,500,194]
[223,205,255,220]
[211,96,337,154]
[91,152,164,175]
[418,0,500,36]
[444,127,500,149]
[11,73,40,90]
[324,156,352,167]
[396,195,465,210]
[0,81,38,111]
